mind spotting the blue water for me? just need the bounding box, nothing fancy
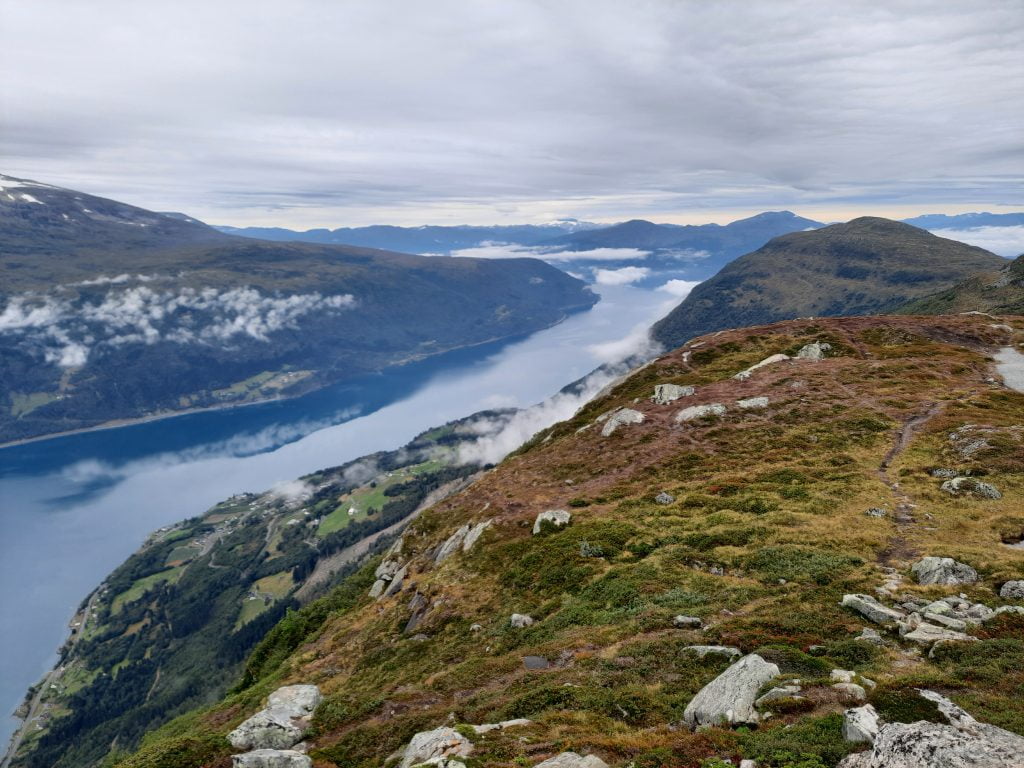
[0,282,679,748]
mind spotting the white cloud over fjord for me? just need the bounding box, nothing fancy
[929,226,1024,258]
[593,266,651,285]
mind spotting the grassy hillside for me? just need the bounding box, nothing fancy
[897,253,1024,315]
[116,313,1024,768]
[651,218,1006,350]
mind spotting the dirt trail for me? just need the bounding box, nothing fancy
[875,402,944,565]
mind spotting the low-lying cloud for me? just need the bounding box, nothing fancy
[929,226,1024,258]
[593,266,651,285]
[448,243,651,263]
[0,285,356,367]
[657,278,701,298]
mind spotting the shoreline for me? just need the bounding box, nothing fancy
[0,305,592,452]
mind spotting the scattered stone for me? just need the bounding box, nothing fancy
[734,353,791,381]
[856,628,885,646]
[940,477,1002,499]
[655,491,675,505]
[673,615,702,629]
[510,613,534,628]
[601,407,644,436]
[923,612,968,632]
[383,565,408,597]
[739,761,757,768]
[533,509,571,535]
[842,704,880,744]
[534,753,609,768]
[839,690,1024,767]
[911,557,979,586]
[523,655,550,670]
[796,341,832,360]
[833,682,867,701]
[831,669,856,683]
[682,653,781,728]
[469,623,483,633]
[228,685,322,751]
[930,468,958,478]
[652,383,695,405]
[368,579,387,598]
[903,622,976,646]
[232,750,312,768]
[400,727,473,768]
[999,580,1024,600]
[736,396,769,410]
[684,645,742,659]
[471,718,532,734]
[841,594,906,625]
[755,685,803,707]
[985,605,1024,620]
[676,403,727,422]
[865,507,887,518]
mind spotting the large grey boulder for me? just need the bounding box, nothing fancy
[796,342,832,360]
[676,403,727,422]
[232,750,312,768]
[434,524,470,564]
[940,477,1002,499]
[510,613,534,628]
[839,690,1024,767]
[911,557,979,586]
[902,622,976,646]
[652,383,695,405]
[601,407,644,436]
[533,509,571,535]
[843,704,880,744]
[841,594,906,625]
[734,353,790,381]
[400,726,473,768]
[999,580,1024,600]
[534,753,609,768]
[682,653,780,728]
[462,520,492,552]
[736,396,769,410]
[228,685,321,751]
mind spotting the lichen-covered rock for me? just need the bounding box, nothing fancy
[510,613,534,628]
[267,685,321,716]
[652,383,695,405]
[673,615,702,628]
[841,594,906,625]
[600,407,644,436]
[462,520,492,552]
[796,341,832,360]
[902,622,976,646]
[865,507,887,517]
[471,718,532,734]
[383,564,408,597]
[736,396,769,409]
[755,684,803,708]
[911,557,979,585]
[434,524,470,564]
[533,509,571,535]
[843,704,880,744]
[675,403,727,422]
[856,628,885,645]
[734,353,790,380]
[228,685,322,751]
[655,491,675,505]
[940,476,1002,499]
[232,750,312,768]
[682,653,780,728]
[999,580,1024,600]
[399,726,473,768]
[534,752,609,768]
[833,682,867,701]
[840,690,1024,767]
[684,645,741,659]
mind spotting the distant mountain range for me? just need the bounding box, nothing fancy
[651,217,1007,349]
[0,174,596,443]
[902,212,1024,230]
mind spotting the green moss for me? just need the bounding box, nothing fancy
[869,686,943,724]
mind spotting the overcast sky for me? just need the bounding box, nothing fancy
[1,0,1021,227]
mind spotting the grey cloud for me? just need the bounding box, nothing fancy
[0,1,1020,226]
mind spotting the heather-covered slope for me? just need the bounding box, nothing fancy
[898,253,1024,315]
[651,217,1006,350]
[121,313,1024,768]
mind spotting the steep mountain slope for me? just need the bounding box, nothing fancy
[652,218,1006,349]
[897,253,1024,315]
[0,175,596,443]
[118,313,1024,768]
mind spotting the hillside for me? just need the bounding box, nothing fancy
[6,412,517,768]
[898,254,1024,315]
[112,313,1024,768]
[651,218,1006,350]
[0,175,596,443]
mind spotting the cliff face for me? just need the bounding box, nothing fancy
[110,315,1024,767]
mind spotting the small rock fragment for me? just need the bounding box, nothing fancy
[652,384,695,405]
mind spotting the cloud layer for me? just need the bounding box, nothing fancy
[930,226,1024,258]
[0,285,355,367]
[2,1,1020,226]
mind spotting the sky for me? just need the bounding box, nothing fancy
[1,0,1022,228]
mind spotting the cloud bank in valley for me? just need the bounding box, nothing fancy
[448,243,651,262]
[929,226,1024,258]
[0,285,356,368]
[593,266,651,286]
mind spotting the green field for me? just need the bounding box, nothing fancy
[10,391,59,417]
[110,566,184,615]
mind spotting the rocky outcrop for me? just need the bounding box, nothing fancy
[399,726,473,768]
[471,718,532,734]
[683,645,741,659]
[910,557,979,585]
[736,396,769,410]
[434,519,491,564]
[837,691,1024,767]
[534,753,609,768]
[600,407,644,436]
[370,539,406,597]
[462,520,492,552]
[796,341,832,360]
[510,613,534,628]
[228,685,322,751]
[841,594,906,625]
[755,684,803,708]
[902,622,976,646]
[940,476,1002,499]
[676,403,727,422]
[533,509,571,534]
[734,353,790,381]
[652,384,695,405]
[682,653,780,728]
[232,750,312,768]
[843,704,880,744]
[1000,580,1024,599]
